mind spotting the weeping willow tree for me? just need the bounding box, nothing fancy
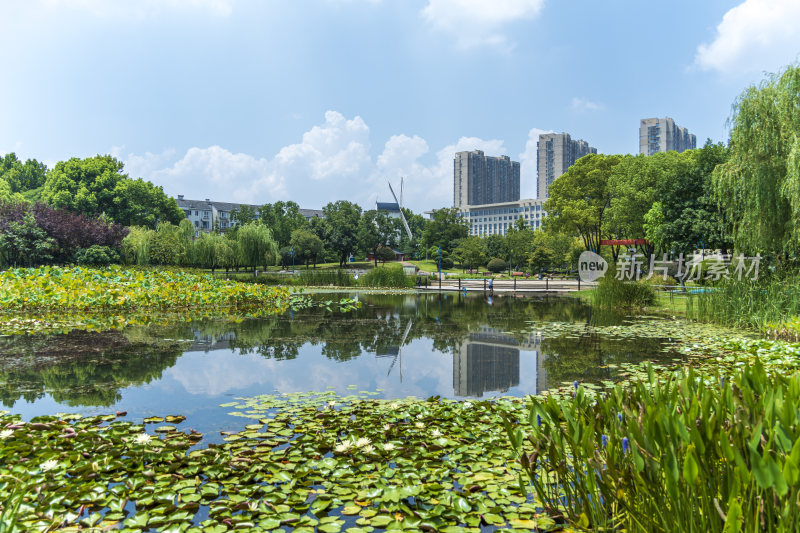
[237,221,278,273]
[121,226,152,265]
[714,63,800,257]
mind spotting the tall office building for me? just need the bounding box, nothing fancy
[639,117,696,156]
[453,150,520,208]
[536,133,597,199]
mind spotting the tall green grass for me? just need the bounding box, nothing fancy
[590,275,656,309]
[298,269,355,287]
[687,276,800,331]
[505,361,800,532]
[357,265,414,288]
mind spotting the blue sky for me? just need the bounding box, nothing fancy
[2,0,800,212]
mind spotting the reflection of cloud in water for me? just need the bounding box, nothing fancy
[165,336,541,400]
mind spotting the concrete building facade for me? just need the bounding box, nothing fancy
[175,196,323,235]
[453,150,520,208]
[639,117,696,155]
[536,133,597,199]
[457,198,545,237]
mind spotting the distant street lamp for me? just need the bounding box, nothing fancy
[291,247,295,273]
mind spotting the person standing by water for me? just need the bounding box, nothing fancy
[488,277,493,295]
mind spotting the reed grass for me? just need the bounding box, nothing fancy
[357,265,414,288]
[298,269,355,287]
[505,361,800,532]
[686,275,800,332]
[590,274,656,309]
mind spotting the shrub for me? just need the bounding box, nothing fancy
[591,274,655,308]
[357,265,413,288]
[73,245,120,266]
[440,257,454,270]
[487,258,506,273]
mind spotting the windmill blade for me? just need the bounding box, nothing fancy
[388,180,413,240]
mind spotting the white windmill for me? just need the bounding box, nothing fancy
[387,177,413,240]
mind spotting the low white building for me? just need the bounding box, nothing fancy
[458,198,545,237]
[175,196,323,235]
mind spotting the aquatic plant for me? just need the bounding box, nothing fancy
[0,393,562,531]
[687,275,800,332]
[0,266,292,312]
[590,274,655,309]
[506,361,800,532]
[298,268,355,287]
[357,264,414,288]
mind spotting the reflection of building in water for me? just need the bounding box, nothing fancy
[188,330,236,352]
[453,325,545,397]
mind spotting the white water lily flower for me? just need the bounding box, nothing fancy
[382,443,397,451]
[390,403,399,410]
[362,444,375,454]
[334,442,352,453]
[416,414,424,419]
[415,422,424,428]
[40,459,59,472]
[0,429,13,440]
[135,433,151,445]
[328,400,336,407]
[431,429,442,438]
[355,437,372,448]
[383,424,391,431]
[463,401,473,408]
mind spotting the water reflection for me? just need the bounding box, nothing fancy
[0,293,680,433]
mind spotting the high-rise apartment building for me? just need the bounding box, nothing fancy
[639,117,696,156]
[536,133,597,199]
[453,150,520,208]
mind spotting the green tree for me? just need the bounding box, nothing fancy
[505,218,534,272]
[230,205,257,226]
[259,201,307,248]
[544,153,623,253]
[121,226,153,265]
[485,234,507,263]
[0,153,48,193]
[421,208,468,254]
[643,142,730,255]
[0,212,56,267]
[357,210,383,266]
[375,245,396,264]
[453,236,486,273]
[236,221,278,273]
[41,155,183,227]
[322,200,362,267]
[290,228,324,268]
[398,208,426,258]
[713,63,800,255]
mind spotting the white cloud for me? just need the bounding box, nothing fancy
[518,127,552,199]
[273,111,371,181]
[571,97,602,112]
[42,0,234,17]
[121,112,532,212]
[421,0,544,49]
[695,0,800,74]
[124,146,285,204]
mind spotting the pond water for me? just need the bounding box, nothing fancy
[0,292,682,441]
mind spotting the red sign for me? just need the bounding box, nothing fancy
[600,239,649,246]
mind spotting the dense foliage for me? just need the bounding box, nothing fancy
[41,155,184,228]
[0,266,291,312]
[0,201,127,268]
[714,63,800,257]
[508,361,800,532]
